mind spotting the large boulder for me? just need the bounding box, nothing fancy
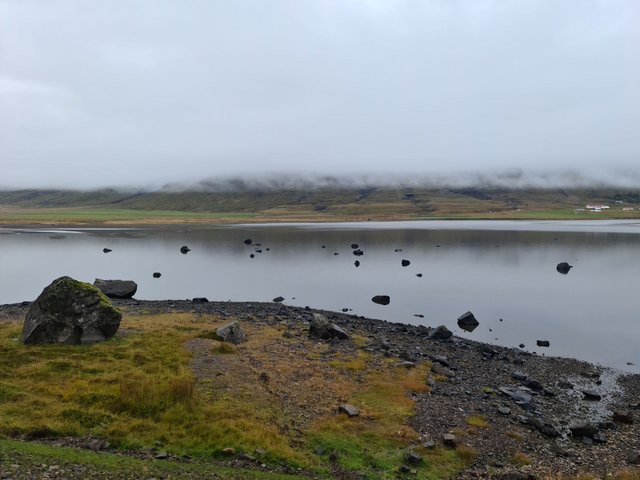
[22,276,122,344]
[215,321,246,344]
[309,313,349,340]
[93,279,137,299]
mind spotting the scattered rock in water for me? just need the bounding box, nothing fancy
[354,260,360,267]
[352,249,364,256]
[22,276,122,345]
[93,279,137,299]
[536,340,550,347]
[272,296,285,303]
[192,297,208,303]
[338,404,359,417]
[371,295,390,306]
[442,434,458,448]
[351,243,359,249]
[581,389,602,401]
[414,314,424,318]
[341,307,349,312]
[152,272,161,278]
[102,248,112,253]
[556,262,572,274]
[457,311,479,332]
[254,249,262,253]
[613,410,634,424]
[429,325,452,340]
[250,254,255,258]
[309,313,349,340]
[180,245,191,254]
[401,259,411,267]
[244,238,252,245]
[214,321,246,344]
[416,273,422,277]
[334,252,339,256]
[519,343,526,349]
[394,248,403,252]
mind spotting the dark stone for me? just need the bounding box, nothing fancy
[499,386,533,408]
[350,243,359,249]
[338,404,359,417]
[416,273,422,277]
[371,295,390,306]
[22,276,122,344]
[399,465,411,474]
[519,343,525,349]
[556,262,572,274]
[581,389,602,401]
[613,410,633,424]
[511,371,528,381]
[627,451,640,465]
[102,248,112,253]
[582,436,593,446]
[244,238,252,245]
[354,260,360,267]
[352,249,364,256]
[593,432,608,444]
[93,279,137,299]
[497,406,511,415]
[401,259,411,267]
[309,313,349,340]
[180,245,190,254]
[569,421,599,438]
[394,248,402,252]
[250,254,255,258]
[429,325,452,340]
[524,379,544,391]
[405,452,422,465]
[192,297,208,303]
[431,362,455,378]
[536,340,550,347]
[430,355,449,366]
[457,311,479,332]
[272,296,285,303]
[214,321,246,344]
[152,272,161,278]
[557,380,574,389]
[442,433,458,448]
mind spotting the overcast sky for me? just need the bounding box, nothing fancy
[1,0,639,189]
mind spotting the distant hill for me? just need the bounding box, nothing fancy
[1,184,640,219]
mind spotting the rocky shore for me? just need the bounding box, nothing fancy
[0,299,639,479]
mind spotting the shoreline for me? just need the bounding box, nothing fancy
[1,298,639,478]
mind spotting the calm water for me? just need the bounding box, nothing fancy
[1,220,639,372]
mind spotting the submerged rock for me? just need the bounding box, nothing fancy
[244,238,252,245]
[180,245,191,254]
[93,279,137,299]
[457,311,479,332]
[556,262,572,274]
[272,296,285,303]
[536,340,550,347]
[153,272,161,278]
[102,248,112,253]
[371,295,390,306]
[401,259,411,267]
[22,276,122,345]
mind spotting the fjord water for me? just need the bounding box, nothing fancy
[1,220,639,372]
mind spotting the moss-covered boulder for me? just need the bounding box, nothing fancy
[22,276,122,344]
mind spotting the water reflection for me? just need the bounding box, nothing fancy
[1,221,639,372]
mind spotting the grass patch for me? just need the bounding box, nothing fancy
[513,451,532,466]
[0,313,472,479]
[0,438,303,479]
[465,415,489,429]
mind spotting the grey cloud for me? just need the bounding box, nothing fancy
[1,0,639,189]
